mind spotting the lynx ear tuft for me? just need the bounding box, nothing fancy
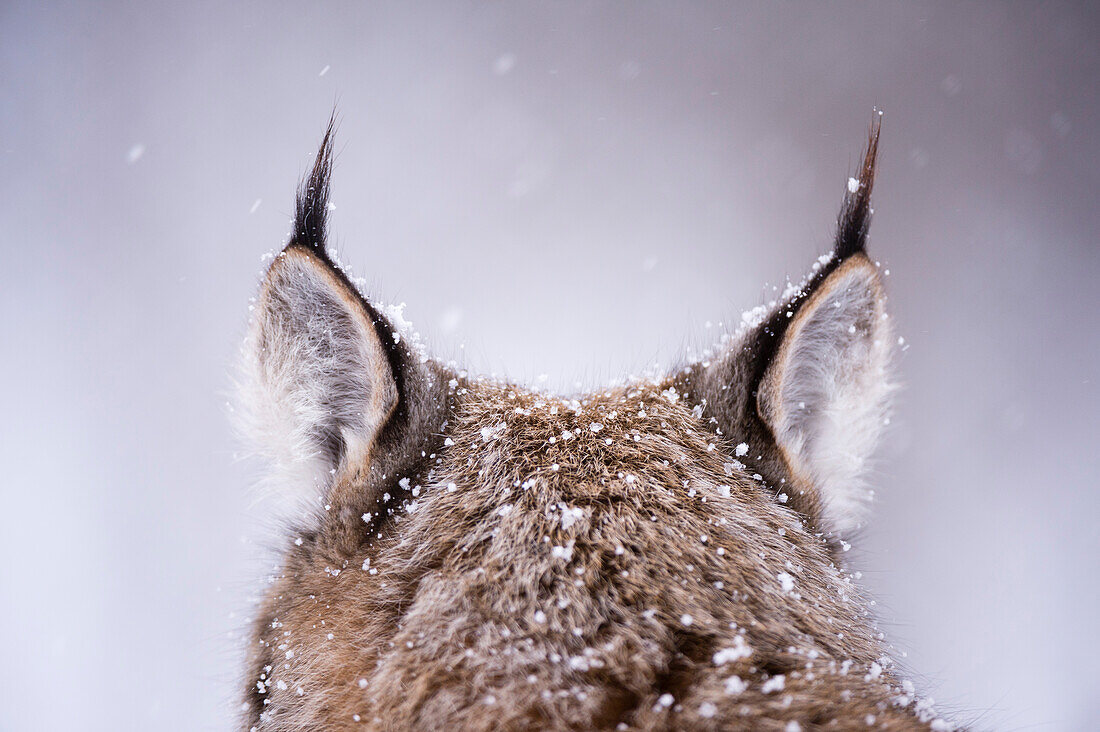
[291,112,336,257]
[834,116,880,260]
[757,254,893,536]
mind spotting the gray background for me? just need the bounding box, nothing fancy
[2,2,1097,729]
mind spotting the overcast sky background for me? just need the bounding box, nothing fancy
[2,2,1098,729]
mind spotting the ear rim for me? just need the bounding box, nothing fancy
[756,252,885,438]
[756,252,891,535]
[250,242,400,473]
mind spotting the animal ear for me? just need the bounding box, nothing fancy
[756,253,893,536]
[238,244,398,495]
[680,120,890,538]
[236,120,411,523]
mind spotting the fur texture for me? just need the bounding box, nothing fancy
[236,118,952,730]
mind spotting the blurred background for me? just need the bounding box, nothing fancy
[2,2,1097,729]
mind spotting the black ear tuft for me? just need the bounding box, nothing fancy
[834,115,881,260]
[291,112,337,255]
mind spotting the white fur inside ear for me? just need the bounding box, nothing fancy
[761,258,894,537]
[233,248,397,526]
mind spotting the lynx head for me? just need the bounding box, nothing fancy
[235,118,946,730]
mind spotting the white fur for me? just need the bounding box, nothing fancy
[233,249,396,527]
[762,261,894,537]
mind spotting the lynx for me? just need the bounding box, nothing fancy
[236,118,951,730]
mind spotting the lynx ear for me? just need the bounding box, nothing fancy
[239,245,398,491]
[237,121,452,535]
[681,121,890,538]
[757,254,892,535]
[236,120,401,520]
